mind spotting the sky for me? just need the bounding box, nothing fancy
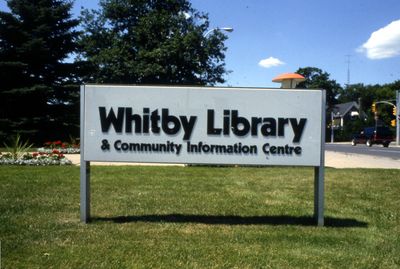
[2,0,400,88]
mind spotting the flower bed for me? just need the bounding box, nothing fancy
[0,150,72,165]
[37,140,80,154]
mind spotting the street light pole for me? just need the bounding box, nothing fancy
[203,27,234,37]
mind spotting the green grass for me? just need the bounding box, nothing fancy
[1,166,399,268]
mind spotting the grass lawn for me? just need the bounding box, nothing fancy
[0,166,399,268]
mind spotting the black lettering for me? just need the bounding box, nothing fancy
[294,146,302,155]
[290,118,307,143]
[261,118,276,136]
[180,115,197,140]
[162,109,180,135]
[262,143,270,154]
[151,109,160,133]
[99,107,124,133]
[251,117,262,136]
[270,146,277,154]
[278,118,289,137]
[223,110,230,135]
[143,108,150,133]
[125,107,141,133]
[207,110,222,135]
[114,140,122,151]
[121,142,129,151]
[285,144,294,154]
[231,110,250,136]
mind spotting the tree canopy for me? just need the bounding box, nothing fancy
[296,67,342,108]
[338,80,400,126]
[0,0,397,144]
[0,0,80,142]
[78,0,228,85]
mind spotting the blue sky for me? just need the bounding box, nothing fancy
[188,0,400,87]
[2,0,400,88]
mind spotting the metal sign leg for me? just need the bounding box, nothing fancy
[314,166,324,226]
[80,161,91,223]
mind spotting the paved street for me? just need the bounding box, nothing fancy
[326,143,400,160]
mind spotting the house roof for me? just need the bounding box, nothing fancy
[332,101,359,117]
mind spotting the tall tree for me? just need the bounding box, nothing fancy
[0,0,80,143]
[296,67,342,108]
[338,81,400,126]
[78,0,228,85]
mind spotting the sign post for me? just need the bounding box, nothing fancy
[80,85,326,226]
[80,85,90,223]
[315,93,326,226]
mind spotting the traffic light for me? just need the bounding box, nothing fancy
[371,103,376,113]
[393,107,397,116]
[391,119,396,127]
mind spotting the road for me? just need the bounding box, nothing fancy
[326,143,400,160]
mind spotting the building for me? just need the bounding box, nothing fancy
[331,101,367,129]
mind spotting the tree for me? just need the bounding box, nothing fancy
[338,81,400,128]
[296,67,342,108]
[78,0,228,85]
[0,0,80,143]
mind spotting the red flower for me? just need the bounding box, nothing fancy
[32,152,39,157]
[52,149,60,154]
[44,141,52,146]
[55,140,62,145]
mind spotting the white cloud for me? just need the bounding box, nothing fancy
[258,57,285,68]
[358,19,400,59]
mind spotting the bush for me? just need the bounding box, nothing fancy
[37,140,80,154]
[0,151,72,165]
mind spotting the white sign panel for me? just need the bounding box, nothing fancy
[82,85,324,166]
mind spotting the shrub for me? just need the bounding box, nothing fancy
[0,151,72,165]
[38,140,80,154]
[3,134,33,160]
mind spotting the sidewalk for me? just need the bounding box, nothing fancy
[325,151,399,169]
[65,151,400,169]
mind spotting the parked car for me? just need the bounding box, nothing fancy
[351,127,393,147]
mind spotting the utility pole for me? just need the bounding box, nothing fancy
[331,112,334,143]
[345,54,351,89]
[397,90,399,145]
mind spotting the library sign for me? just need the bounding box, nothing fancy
[80,85,326,226]
[82,85,323,166]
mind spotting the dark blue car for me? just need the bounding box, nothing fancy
[351,127,393,147]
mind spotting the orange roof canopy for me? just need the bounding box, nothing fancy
[272,73,305,82]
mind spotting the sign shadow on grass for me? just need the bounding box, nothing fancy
[93,214,368,228]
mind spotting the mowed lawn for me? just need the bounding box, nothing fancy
[0,166,399,268]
